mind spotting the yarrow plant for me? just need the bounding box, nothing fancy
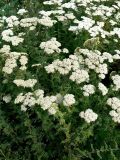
[0,0,120,159]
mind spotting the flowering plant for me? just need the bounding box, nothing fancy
[0,0,120,159]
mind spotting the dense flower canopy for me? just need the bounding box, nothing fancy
[0,0,120,159]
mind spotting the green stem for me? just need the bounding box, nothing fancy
[0,149,7,160]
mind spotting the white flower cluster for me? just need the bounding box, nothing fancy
[40,37,61,54]
[19,55,28,70]
[110,28,120,38]
[63,94,76,106]
[69,16,95,33]
[45,64,55,73]
[43,0,63,6]
[79,109,98,123]
[20,17,38,28]
[13,79,37,88]
[76,49,117,79]
[45,54,89,84]
[87,5,115,19]
[2,49,27,74]
[0,45,11,53]
[20,16,56,28]
[14,90,76,113]
[89,23,110,38]
[41,0,120,41]
[68,0,119,38]
[14,90,59,114]
[3,95,12,103]
[5,16,19,28]
[82,84,95,96]
[45,46,120,87]
[98,82,108,95]
[2,29,13,41]
[70,69,89,84]
[107,97,120,123]
[15,92,36,111]
[65,13,75,20]
[39,96,59,115]
[96,64,108,79]
[62,2,77,10]
[36,91,63,114]
[1,0,120,123]
[45,58,72,74]
[17,9,28,15]
[39,10,65,17]
[45,58,72,75]
[2,54,18,74]
[38,16,57,27]
[56,13,75,22]
[2,29,24,46]
[111,75,120,91]
[63,48,69,53]
[10,36,24,46]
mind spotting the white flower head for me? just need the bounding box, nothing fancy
[63,94,76,107]
[79,109,98,123]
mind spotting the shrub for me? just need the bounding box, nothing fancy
[0,0,120,159]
